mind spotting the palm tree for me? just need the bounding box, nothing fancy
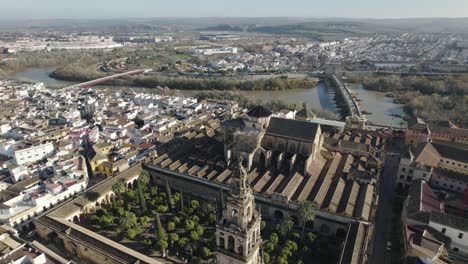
[139,170,151,186]
[120,211,137,231]
[277,217,294,237]
[112,180,125,198]
[298,200,315,235]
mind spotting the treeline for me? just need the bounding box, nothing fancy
[50,66,108,82]
[352,74,468,127]
[133,75,317,91]
[194,90,339,120]
[405,94,468,127]
[359,75,468,95]
[52,67,318,91]
[0,49,113,75]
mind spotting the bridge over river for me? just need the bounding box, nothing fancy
[325,74,362,118]
[58,69,148,92]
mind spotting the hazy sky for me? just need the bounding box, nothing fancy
[1,0,468,20]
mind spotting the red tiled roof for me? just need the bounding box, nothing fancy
[46,183,61,189]
[138,142,154,150]
[421,181,442,213]
[64,181,77,187]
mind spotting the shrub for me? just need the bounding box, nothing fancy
[263,252,271,264]
[201,247,211,259]
[270,233,279,244]
[167,221,176,231]
[126,229,137,239]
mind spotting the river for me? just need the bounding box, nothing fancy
[350,85,407,128]
[11,67,78,87]
[9,67,406,127]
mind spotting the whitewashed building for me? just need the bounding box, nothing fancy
[13,142,55,166]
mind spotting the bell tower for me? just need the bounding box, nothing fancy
[215,158,263,264]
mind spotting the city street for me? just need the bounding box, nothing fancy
[371,139,404,264]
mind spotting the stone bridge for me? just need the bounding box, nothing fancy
[327,74,362,118]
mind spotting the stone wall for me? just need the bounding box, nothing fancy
[147,164,352,237]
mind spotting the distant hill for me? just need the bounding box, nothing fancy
[249,18,468,40]
[2,17,468,37]
[251,21,377,41]
[200,24,244,32]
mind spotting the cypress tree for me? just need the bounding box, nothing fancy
[137,180,147,213]
[111,195,117,211]
[155,212,166,240]
[165,177,172,210]
[179,188,184,210]
[123,196,129,211]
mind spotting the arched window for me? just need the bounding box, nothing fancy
[238,245,244,255]
[302,146,308,155]
[274,210,284,221]
[73,215,80,223]
[290,143,296,153]
[219,237,225,248]
[228,236,235,252]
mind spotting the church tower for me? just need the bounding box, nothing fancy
[215,159,263,264]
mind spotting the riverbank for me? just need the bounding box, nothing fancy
[348,84,407,127]
[1,49,112,78]
[350,75,468,127]
[9,67,409,127]
[50,66,318,91]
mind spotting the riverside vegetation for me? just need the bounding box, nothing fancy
[351,75,468,127]
[51,66,318,91]
[0,49,112,78]
[1,48,317,91]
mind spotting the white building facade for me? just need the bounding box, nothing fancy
[14,142,55,166]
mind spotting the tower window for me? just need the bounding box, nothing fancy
[219,237,225,248]
[228,236,235,252]
[231,209,238,218]
[238,245,244,255]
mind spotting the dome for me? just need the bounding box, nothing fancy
[246,105,272,118]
